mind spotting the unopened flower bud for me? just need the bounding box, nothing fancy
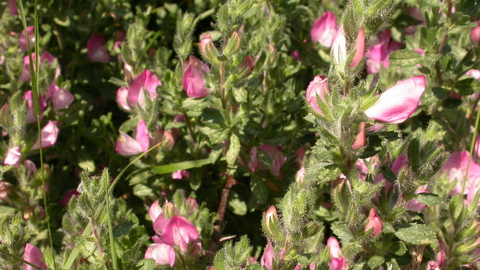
[331,26,347,74]
[199,33,220,65]
[263,206,285,242]
[351,122,366,150]
[164,202,176,218]
[365,208,382,237]
[471,21,480,45]
[239,55,255,76]
[350,28,365,69]
[224,31,241,56]
[306,75,330,116]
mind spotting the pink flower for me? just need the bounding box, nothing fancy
[19,26,34,52]
[182,56,211,98]
[240,55,255,75]
[20,52,60,82]
[438,151,480,199]
[59,189,80,206]
[116,70,161,111]
[87,35,110,63]
[172,170,190,180]
[47,83,74,110]
[24,91,46,123]
[366,30,403,74]
[306,75,330,116]
[259,145,286,176]
[365,208,382,237]
[160,215,200,252]
[115,119,150,156]
[365,75,426,123]
[145,243,176,267]
[472,21,480,45]
[23,244,47,270]
[327,237,345,270]
[310,11,338,47]
[261,238,274,270]
[4,146,21,167]
[32,121,59,150]
[350,28,365,69]
[8,0,18,15]
[149,200,164,222]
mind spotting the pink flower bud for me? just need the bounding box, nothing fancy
[264,206,279,234]
[240,55,255,75]
[306,75,330,116]
[331,26,347,69]
[199,33,218,63]
[149,200,163,222]
[145,243,176,267]
[47,83,74,110]
[32,121,59,150]
[19,26,34,52]
[365,208,382,237]
[311,11,338,47]
[472,22,480,45]
[23,243,47,270]
[4,146,21,167]
[350,28,365,69]
[327,237,343,258]
[351,122,366,150]
[365,75,426,123]
[160,215,200,252]
[172,170,190,180]
[182,56,211,98]
[437,241,447,268]
[87,34,110,63]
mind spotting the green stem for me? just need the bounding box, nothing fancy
[105,170,119,270]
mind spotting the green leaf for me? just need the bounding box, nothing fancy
[202,107,225,125]
[134,259,157,270]
[394,224,436,245]
[331,222,354,241]
[233,87,248,103]
[209,144,225,164]
[368,255,385,269]
[388,50,422,67]
[0,206,16,219]
[151,158,215,174]
[416,193,442,206]
[113,220,135,238]
[228,191,247,216]
[391,241,407,256]
[226,134,240,172]
[455,78,480,96]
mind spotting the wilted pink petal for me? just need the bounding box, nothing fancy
[410,7,425,21]
[428,261,440,270]
[182,56,211,98]
[437,241,447,267]
[261,238,274,270]
[4,146,21,167]
[47,83,74,110]
[23,244,47,270]
[145,243,176,267]
[365,75,426,123]
[87,35,110,63]
[472,22,480,45]
[310,11,338,47]
[161,215,200,252]
[19,26,34,52]
[24,160,37,179]
[306,75,330,116]
[295,167,305,183]
[115,131,142,156]
[172,170,189,180]
[240,55,255,74]
[365,208,382,237]
[32,121,59,150]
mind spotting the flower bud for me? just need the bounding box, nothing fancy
[263,206,285,242]
[239,55,255,76]
[365,208,382,237]
[306,75,330,116]
[350,122,366,150]
[223,31,241,56]
[310,11,337,47]
[331,26,347,74]
[350,28,365,69]
[87,34,110,63]
[365,75,426,123]
[199,33,219,65]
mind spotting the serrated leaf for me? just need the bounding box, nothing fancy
[391,241,407,255]
[228,191,247,216]
[233,87,248,103]
[226,134,240,172]
[455,78,480,96]
[135,259,157,270]
[394,223,436,244]
[368,255,385,269]
[389,50,422,67]
[331,222,354,241]
[416,193,442,206]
